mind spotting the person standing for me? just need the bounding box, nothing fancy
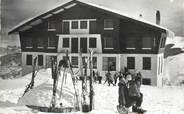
[96,70,102,84]
[113,71,119,85]
[104,70,114,86]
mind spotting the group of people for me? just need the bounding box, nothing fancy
[103,70,119,86]
[118,71,146,113]
[83,67,146,113]
[104,69,146,113]
[92,70,102,84]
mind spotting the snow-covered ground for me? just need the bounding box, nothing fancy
[0,69,184,114]
[164,53,184,85]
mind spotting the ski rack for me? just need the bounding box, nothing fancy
[58,50,80,112]
[25,50,94,113]
[26,52,80,113]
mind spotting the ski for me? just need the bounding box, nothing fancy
[21,57,38,97]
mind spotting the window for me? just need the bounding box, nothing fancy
[71,38,78,53]
[104,36,113,49]
[89,38,96,48]
[160,57,163,73]
[127,57,135,69]
[62,21,69,34]
[26,55,32,65]
[102,57,116,71]
[37,37,44,48]
[126,37,136,49]
[89,21,96,34]
[26,38,33,48]
[82,56,87,68]
[142,37,153,49]
[80,38,87,53]
[71,56,78,68]
[80,21,87,29]
[160,37,166,48]
[158,57,160,75]
[63,38,69,48]
[38,55,43,66]
[142,78,151,85]
[143,57,151,70]
[104,19,113,29]
[48,34,57,48]
[93,57,97,69]
[48,21,56,30]
[72,21,78,29]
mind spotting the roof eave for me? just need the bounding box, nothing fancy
[8,0,76,35]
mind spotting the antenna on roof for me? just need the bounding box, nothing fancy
[139,14,143,18]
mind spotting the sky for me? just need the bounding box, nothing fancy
[1,0,184,47]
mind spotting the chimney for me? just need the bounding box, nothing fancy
[156,10,160,25]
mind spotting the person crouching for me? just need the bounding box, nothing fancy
[118,73,146,113]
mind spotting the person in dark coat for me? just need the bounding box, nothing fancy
[93,70,97,83]
[118,73,146,113]
[127,73,146,113]
[113,71,119,85]
[104,71,115,86]
[117,76,129,113]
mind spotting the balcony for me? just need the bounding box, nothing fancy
[57,34,102,54]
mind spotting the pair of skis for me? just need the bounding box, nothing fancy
[57,50,80,111]
[79,49,94,112]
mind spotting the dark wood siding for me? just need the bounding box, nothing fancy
[19,21,58,53]
[19,3,166,54]
[119,19,166,54]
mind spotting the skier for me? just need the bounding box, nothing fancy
[93,70,96,83]
[118,73,146,113]
[113,71,119,85]
[96,70,102,84]
[104,70,115,86]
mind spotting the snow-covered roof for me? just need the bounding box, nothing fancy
[9,0,173,34]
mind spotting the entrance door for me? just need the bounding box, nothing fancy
[71,38,78,53]
[80,38,87,53]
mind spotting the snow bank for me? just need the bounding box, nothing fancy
[18,82,75,107]
[18,68,77,108]
[164,53,184,85]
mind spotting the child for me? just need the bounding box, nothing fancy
[117,76,129,113]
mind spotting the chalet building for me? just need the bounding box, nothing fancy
[9,0,174,86]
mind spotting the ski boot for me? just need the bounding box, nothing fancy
[117,105,128,114]
[132,106,146,113]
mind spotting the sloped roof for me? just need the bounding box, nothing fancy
[8,0,173,35]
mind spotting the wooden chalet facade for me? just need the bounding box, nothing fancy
[9,0,174,86]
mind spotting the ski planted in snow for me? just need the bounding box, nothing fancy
[21,56,38,97]
[50,57,58,109]
[89,49,94,111]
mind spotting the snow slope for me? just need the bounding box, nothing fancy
[0,69,184,114]
[164,53,184,85]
